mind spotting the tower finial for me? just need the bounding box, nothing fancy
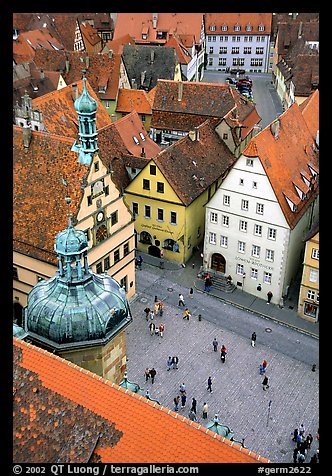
[65,196,72,228]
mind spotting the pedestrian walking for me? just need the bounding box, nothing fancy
[220,349,226,363]
[154,302,159,316]
[267,290,273,304]
[154,326,159,336]
[149,321,155,336]
[148,310,154,321]
[183,308,191,320]
[202,402,208,419]
[296,432,303,449]
[259,364,265,375]
[178,294,185,306]
[191,397,197,414]
[299,423,305,436]
[158,301,164,317]
[297,452,305,463]
[174,396,180,412]
[262,359,267,372]
[212,338,218,352]
[293,448,299,464]
[149,367,156,384]
[189,287,194,298]
[159,323,165,337]
[167,356,172,371]
[251,332,257,347]
[262,375,269,390]
[179,382,186,395]
[137,255,143,270]
[144,307,151,320]
[207,376,212,393]
[181,393,187,408]
[145,367,150,382]
[172,355,179,369]
[204,277,212,292]
[306,433,313,449]
[292,428,299,442]
[188,409,197,421]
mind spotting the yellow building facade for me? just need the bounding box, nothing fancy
[298,229,319,321]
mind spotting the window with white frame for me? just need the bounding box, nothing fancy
[258,24,265,31]
[238,241,246,253]
[237,263,245,275]
[209,46,214,54]
[223,195,230,206]
[208,58,213,66]
[221,25,228,31]
[256,203,264,214]
[234,25,241,31]
[251,268,258,279]
[209,232,217,244]
[268,228,277,240]
[241,199,249,211]
[144,205,151,218]
[220,235,228,247]
[239,220,247,232]
[311,248,319,260]
[254,224,262,236]
[210,25,216,31]
[266,249,274,262]
[246,158,254,167]
[222,215,229,227]
[252,245,261,258]
[307,289,316,300]
[309,269,318,283]
[264,272,272,284]
[157,208,164,221]
[170,211,177,225]
[210,212,218,223]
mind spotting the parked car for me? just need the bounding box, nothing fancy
[237,78,253,88]
[226,77,237,85]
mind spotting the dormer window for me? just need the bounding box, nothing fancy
[210,24,216,31]
[133,136,139,145]
[258,24,265,32]
[284,195,297,212]
[221,25,228,31]
[293,183,306,200]
[234,25,241,32]
[246,24,252,31]
[139,132,146,141]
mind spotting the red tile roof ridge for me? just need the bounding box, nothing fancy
[157,78,229,89]
[13,124,74,145]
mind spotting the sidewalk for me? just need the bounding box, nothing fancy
[136,251,319,339]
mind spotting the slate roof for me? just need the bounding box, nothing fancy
[115,88,153,115]
[13,338,270,463]
[151,80,261,134]
[33,48,122,101]
[13,126,88,265]
[242,103,319,229]
[205,13,272,35]
[113,13,204,45]
[152,119,236,206]
[122,45,179,91]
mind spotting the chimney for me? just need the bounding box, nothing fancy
[65,59,70,74]
[111,114,117,123]
[152,13,158,29]
[23,124,32,148]
[189,127,199,142]
[85,55,90,70]
[40,69,45,80]
[194,126,199,141]
[178,80,183,101]
[141,147,146,158]
[140,71,146,87]
[108,49,113,59]
[270,119,280,139]
[298,21,303,38]
[71,83,78,101]
[150,50,155,64]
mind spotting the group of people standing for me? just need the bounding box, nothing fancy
[292,425,319,463]
[173,381,210,423]
[144,301,165,337]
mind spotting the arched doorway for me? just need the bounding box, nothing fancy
[211,253,226,273]
[148,245,161,257]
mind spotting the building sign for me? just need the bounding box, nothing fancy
[235,255,274,271]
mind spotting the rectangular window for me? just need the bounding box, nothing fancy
[236,263,245,275]
[120,276,128,292]
[309,269,318,283]
[96,262,103,274]
[124,242,130,256]
[220,235,228,247]
[114,249,120,263]
[209,232,217,244]
[307,290,315,300]
[104,256,110,270]
[157,182,164,193]
[94,161,99,172]
[84,229,91,241]
[251,268,258,279]
[87,195,92,206]
[268,228,277,240]
[144,205,151,218]
[111,211,118,226]
[150,165,156,175]
[132,202,139,216]
[252,181,257,189]
[210,212,218,223]
[143,179,150,190]
[254,224,262,236]
[264,272,272,284]
[239,220,247,232]
[170,211,177,225]
[239,178,244,186]
[246,158,253,166]
[223,195,230,206]
[241,199,249,211]
[252,245,261,258]
[266,249,274,262]
[209,46,214,54]
[256,203,264,214]
[222,215,229,227]
[157,208,164,221]
[238,241,246,253]
[311,248,319,260]
[104,185,109,196]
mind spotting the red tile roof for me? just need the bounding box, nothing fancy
[205,13,272,35]
[13,337,271,463]
[104,34,135,55]
[13,29,64,64]
[165,36,192,65]
[116,88,153,115]
[299,89,319,142]
[80,21,102,52]
[243,103,319,229]
[113,13,204,45]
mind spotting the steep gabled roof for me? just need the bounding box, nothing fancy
[243,103,319,229]
[205,13,272,35]
[13,28,65,64]
[103,33,135,55]
[115,88,153,115]
[13,338,270,463]
[299,89,319,143]
[152,119,236,206]
[165,35,192,65]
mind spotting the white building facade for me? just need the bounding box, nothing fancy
[205,13,272,73]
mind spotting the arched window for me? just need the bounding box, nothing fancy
[163,238,180,252]
[139,231,152,245]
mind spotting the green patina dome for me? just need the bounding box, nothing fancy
[55,225,88,256]
[74,77,98,115]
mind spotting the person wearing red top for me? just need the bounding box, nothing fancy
[159,323,165,337]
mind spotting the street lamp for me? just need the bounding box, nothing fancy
[242,272,246,292]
